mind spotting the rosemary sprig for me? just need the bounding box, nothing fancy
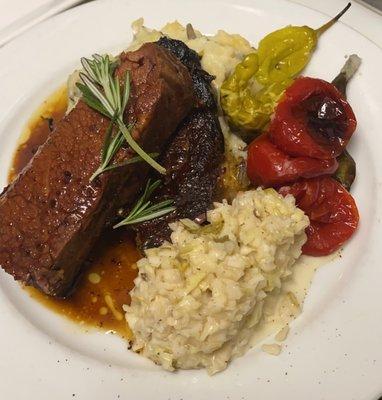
[113,179,176,228]
[77,54,166,181]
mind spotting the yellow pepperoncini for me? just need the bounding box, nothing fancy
[221,3,351,140]
[256,26,317,85]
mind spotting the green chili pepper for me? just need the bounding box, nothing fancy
[221,3,351,140]
[256,26,317,85]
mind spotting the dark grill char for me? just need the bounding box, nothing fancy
[0,43,194,297]
[135,37,225,249]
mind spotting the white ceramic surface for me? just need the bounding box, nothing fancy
[0,0,84,47]
[0,0,381,399]
[291,0,382,47]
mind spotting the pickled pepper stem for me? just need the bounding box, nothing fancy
[331,54,361,97]
[316,2,351,37]
[331,54,360,192]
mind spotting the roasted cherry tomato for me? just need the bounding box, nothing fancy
[247,135,338,187]
[279,177,359,256]
[269,77,357,159]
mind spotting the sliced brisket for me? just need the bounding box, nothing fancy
[0,43,194,296]
[135,37,225,249]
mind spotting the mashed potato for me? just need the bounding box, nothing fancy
[124,189,309,374]
[129,19,253,91]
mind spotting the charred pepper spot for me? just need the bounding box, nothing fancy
[293,92,348,147]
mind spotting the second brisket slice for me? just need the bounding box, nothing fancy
[135,37,225,249]
[0,43,194,297]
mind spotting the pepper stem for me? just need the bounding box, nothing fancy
[316,2,351,37]
[331,54,361,97]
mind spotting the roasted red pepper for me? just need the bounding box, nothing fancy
[269,77,357,159]
[279,177,359,256]
[247,135,338,187]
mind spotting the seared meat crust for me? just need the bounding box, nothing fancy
[0,43,194,296]
[136,37,224,249]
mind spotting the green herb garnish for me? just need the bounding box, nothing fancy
[113,179,176,228]
[77,54,166,181]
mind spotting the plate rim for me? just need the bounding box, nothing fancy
[0,0,382,399]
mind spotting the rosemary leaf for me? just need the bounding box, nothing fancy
[101,153,158,173]
[113,179,175,228]
[77,54,166,179]
[114,206,176,228]
[100,116,117,162]
[80,73,114,116]
[146,199,174,212]
[118,122,166,174]
[76,82,110,118]
[121,71,130,112]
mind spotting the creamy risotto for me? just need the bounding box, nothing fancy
[125,189,309,374]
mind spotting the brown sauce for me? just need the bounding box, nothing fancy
[10,86,139,337]
[8,86,67,182]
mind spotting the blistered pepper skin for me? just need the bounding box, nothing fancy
[269,77,357,159]
[247,134,338,187]
[279,176,359,256]
[220,26,318,137]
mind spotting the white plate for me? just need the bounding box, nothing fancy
[0,0,85,48]
[0,0,381,399]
